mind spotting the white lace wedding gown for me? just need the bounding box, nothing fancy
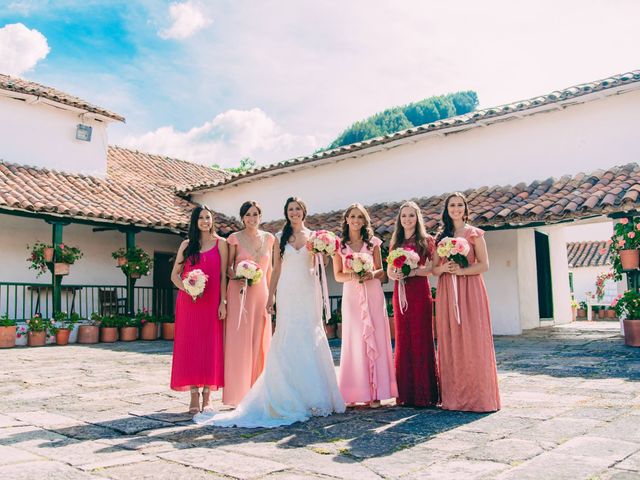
[193,243,345,428]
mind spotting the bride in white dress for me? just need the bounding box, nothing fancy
[194,197,345,428]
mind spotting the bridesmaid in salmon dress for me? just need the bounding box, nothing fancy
[386,201,440,407]
[433,192,500,412]
[170,206,228,414]
[333,203,397,407]
[223,201,274,406]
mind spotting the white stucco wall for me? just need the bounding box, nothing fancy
[196,89,640,222]
[571,265,620,305]
[0,214,182,319]
[0,95,110,176]
[517,229,540,331]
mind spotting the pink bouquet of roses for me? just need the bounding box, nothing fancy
[183,269,208,302]
[235,260,263,286]
[387,247,421,276]
[306,230,340,256]
[436,237,471,267]
[345,252,374,282]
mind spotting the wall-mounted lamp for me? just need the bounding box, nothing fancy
[76,124,92,142]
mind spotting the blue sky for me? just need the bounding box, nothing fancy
[1,0,639,167]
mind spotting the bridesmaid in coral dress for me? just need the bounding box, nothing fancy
[223,201,274,406]
[333,203,397,407]
[386,201,439,407]
[433,192,500,412]
[170,206,228,414]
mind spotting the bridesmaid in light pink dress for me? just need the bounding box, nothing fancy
[223,201,274,407]
[333,203,397,407]
[433,193,500,412]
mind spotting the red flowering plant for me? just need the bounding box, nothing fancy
[54,243,83,264]
[26,241,50,277]
[595,271,614,301]
[613,290,640,321]
[134,308,156,325]
[608,217,640,279]
[25,313,56,334]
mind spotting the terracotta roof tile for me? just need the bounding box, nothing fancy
[0,146,239,234]
[0,74,124,122]
[567,241,612,268]
[262,163,640,237]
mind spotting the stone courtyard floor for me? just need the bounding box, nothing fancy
[1,321,640,480]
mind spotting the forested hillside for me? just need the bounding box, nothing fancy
[328,91,478,149]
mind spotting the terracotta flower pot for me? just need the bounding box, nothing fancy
[100,327,118,343]
[161,322,175,340]
[54,262,70,276]
[606,309,616,319]
[117,256,128,267]
[28,331,46,347]
[336,324,342,339]
[577,308,587,318]
[389,316,395,340]
[77,325,99,344]
[44,247,54,262]
[623,319,640,347]
[140,322,158,341]
[0,325,17,348]
[619,249,639,270]
[119,326,137,341]
[55,328,70,346]
[130,272,142,279]
[598,309,606,319]
[325,324,336,339]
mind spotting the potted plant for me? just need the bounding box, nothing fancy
[77,313,100,344]
[137,309,158,340]
[159,315,175,340]
[53,243,83,276]
[26,313,54,347]
[610,217,640,272]
[331,308,343,339]
[26,241,51,277]
[99,314,119,343]
[0,314,17,349]
[577,301,587,319]
[53,311,80,346]
[119,315,139,341]
[111,247,128,267]
[120,248,153,279]
[324,309,337,339]
[613,290,640,347]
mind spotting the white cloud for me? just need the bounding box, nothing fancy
[121,108,323,167]
[159,1,211,40]
[0,23,49,76]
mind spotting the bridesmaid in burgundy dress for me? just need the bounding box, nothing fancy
[170,206,228,414]
[386,201,439,407]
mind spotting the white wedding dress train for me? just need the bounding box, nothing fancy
[194,243,345,428]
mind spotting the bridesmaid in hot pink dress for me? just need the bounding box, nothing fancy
[170,206,228,414]
[387,201,439,407]
[433,192,500,412]
[223,201,274,406]
[333,203,397,407]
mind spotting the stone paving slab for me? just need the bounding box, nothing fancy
[1,322,639,479]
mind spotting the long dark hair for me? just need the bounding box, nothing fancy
[340,203,373,251]
[183,205,215,265]
[389,201,433,260]
[239,200,262,225]
[436,192,469,243]
[279,196,307,258]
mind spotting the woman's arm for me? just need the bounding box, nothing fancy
[451,235,489,275]
[332,252,355,283]
[227,235,237,279]
[266,241,281,314]
[218,239,228,320]
[170,240,189,291]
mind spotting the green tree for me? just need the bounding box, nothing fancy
[212,157,257,174]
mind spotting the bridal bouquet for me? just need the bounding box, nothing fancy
[345,252,374,282]
[306,230,340,256]
[387,247,421,276]
[436,237,471,325]
[183,269,208,302]
[235,260,263,286]
[436,237,470,267]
